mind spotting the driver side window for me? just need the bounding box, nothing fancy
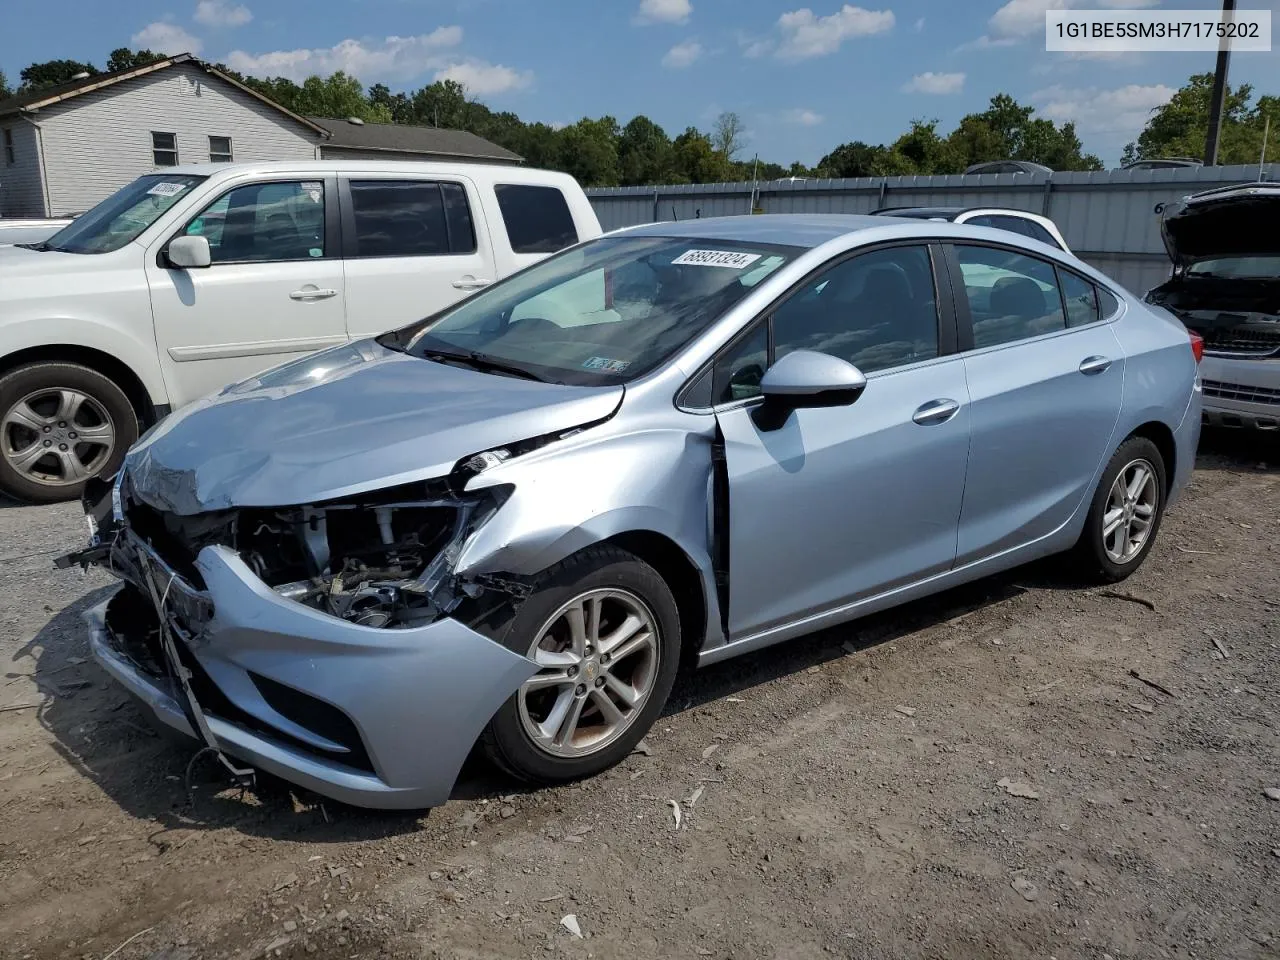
[185,180,326,264]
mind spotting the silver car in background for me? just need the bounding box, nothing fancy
[61,214,1202,809]
[1145,183,1280,431]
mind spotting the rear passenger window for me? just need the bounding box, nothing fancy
[441,182,477,254]
[1059,270,1100,327]
[349,181,449,257]
[1098,286,1120,318]
[494,184,578,254]
[955,245,1066,348]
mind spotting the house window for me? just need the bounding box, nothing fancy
[152,132,178,167]
[3,128,14,165]
[209,136,233,163]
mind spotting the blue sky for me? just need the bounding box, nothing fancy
[3,0,1278,167]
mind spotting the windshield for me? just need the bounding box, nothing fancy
[382,235,795,385]
[39,174,205,254]
[1187,256,1280,279]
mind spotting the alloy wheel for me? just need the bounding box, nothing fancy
[0,388,116,488]
[1102,458,1158,564]
[517,588,661,758]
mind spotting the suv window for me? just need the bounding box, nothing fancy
[773,245,940,374]
[956,245,1066,347]
[1022,219,1061,249]
[494,184,578,254]
[349,180,449,257]
[186,180,326,263]
[1059,269,1100,327]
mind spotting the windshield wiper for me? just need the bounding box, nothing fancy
[423,348,554,383]
[15,241,50,252]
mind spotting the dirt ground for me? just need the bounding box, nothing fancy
[1,429,1277,960]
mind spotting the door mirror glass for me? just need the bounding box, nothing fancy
[167,234,211,269]
[760,349,867,406]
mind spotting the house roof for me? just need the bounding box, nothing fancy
[308,116,522,163]
[0,54,328,137]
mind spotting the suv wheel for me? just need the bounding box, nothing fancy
[0,362,138,503]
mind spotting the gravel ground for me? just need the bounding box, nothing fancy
[0,429,1277,960]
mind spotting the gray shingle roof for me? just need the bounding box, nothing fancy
[308,117,522,163]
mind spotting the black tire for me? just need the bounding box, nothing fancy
[0,362,138,504]
[1071,435,1167,583]
[481,544,682,785]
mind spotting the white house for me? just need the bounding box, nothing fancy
[0,54,521,218]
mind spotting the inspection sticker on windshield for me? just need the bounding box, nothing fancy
[671,249,762,269]
[583,356,631,373]
[146,182,188,197]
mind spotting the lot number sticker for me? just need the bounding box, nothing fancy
[146,182,189,197]
[671,249,762,269]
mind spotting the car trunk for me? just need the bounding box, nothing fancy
[1146,184,1280,358]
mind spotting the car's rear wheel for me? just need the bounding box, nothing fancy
[1071,436,1167,582]
[481,545,681,785]
[0,362,137,503]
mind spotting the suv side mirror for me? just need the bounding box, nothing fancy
[753,349,866,430]
[167,234,211,269]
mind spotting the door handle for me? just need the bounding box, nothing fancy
[451,277,492,290]
[1079,355,1112,375]
[289,288,338,301]
[912,398,960,426]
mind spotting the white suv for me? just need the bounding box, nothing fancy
[872,206,1070,253]
[0,161,601,502]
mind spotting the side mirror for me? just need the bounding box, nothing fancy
[753,349,866,430]
[167,234,211,269]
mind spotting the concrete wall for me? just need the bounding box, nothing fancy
[587,164,1279,294]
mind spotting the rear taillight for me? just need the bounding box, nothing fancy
[1189,331,1205,364]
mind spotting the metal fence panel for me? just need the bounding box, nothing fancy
[588,164,1276,293]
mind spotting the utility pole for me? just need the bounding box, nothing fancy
[1203,0,1236,165]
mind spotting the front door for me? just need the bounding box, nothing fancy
[144,177,348,408]
[948,243,1125,563]
[713,244,972,639]
[339,176,499,338]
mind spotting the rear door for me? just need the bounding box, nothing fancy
[146,176,348,407]
[946,242,1124,564]
[339,175,498,339]
[709,243,972,639]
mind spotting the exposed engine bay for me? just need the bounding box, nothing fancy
[112,477,511,629]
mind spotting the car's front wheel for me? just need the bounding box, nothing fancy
[0,362,138,503]
[481,545,681,785]
[1072,435,1167,582]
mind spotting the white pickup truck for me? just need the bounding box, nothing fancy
[0,161,601,502]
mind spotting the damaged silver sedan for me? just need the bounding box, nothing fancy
[60,215,1201,808]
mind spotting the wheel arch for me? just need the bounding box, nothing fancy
[602,530,708,670]
[0,345,164,428]
[1124,420,1177,497]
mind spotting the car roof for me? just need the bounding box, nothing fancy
[157,159,575,184]
[872,207,964,219]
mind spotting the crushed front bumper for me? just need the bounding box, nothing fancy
[83,533,538,809]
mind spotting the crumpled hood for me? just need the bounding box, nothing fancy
[125,338,624,514]
[1161,183,1280,266]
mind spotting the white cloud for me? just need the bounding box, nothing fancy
[902,71,965,94]
[772,5,894,60]
[1031,82,1174,141]
[194,0,252,28]
[783,107,824,125]
[225,26,465,82]
[661,40,703,68]
[634,0,692,24]
[132,21,203,54]
[914,16,925,31]
[973,0,1161,47]
[434,60,532,95]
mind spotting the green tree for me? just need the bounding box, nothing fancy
[0,70,10,99]
[409,79,469,128]
[295,72,390,122]
[368,83,412,124]
[617,115,675,185]
[945,94,1101,171]
[106,48,166,72]
[1122,73,1276,166]
[815,141,890,178]
[559,116,621,186]
[672,126,732,183]
[18,59,99,92]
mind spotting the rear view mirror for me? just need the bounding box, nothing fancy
[753,349,866,430]
[167,234,212,269]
